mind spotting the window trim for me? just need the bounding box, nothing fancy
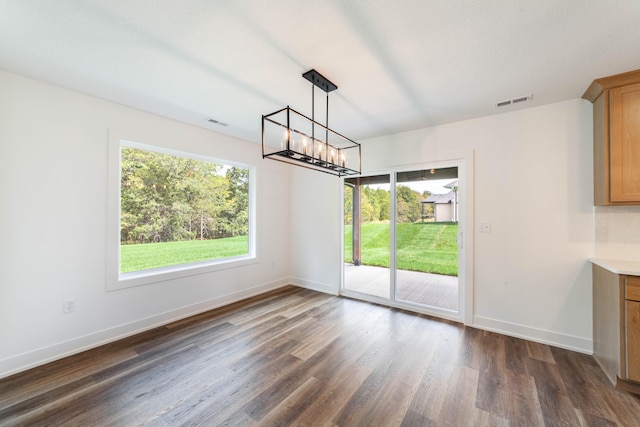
[106,129,257,291]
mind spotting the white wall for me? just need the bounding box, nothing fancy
[0,69,291,378]
[435,203,454,223]
[595,206,640,259]
[289,167,343,294]
[291,99,595,352]
[0,67,598,379]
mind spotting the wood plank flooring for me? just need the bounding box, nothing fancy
[1,286,639,426]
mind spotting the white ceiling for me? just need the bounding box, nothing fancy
[1,0,640,144]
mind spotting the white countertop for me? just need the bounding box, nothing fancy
[590,258,640,276]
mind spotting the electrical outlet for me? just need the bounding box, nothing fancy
[63,299,75,314]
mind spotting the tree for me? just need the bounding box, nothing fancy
[344,185,353,225]
[344,184,425,225]
[360,189,376,222]
[375,188,390,221]
[220,167,249,237]
[120,147,249,244]
[396,185,422,223]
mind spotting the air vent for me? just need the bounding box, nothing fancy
[496,94,532,108]
[207,118,228,126]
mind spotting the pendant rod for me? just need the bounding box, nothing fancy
[325,92,329,162]
[311,82,315,146]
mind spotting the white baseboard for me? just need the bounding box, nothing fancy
[473,315,593,354]
[290,277,339,295]
[0,278,289,380]
[1,281,594,380]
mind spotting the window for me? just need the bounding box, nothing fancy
[107,133,256,290]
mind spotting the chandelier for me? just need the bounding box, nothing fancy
[262,69,361,176]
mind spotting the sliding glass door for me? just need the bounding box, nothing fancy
[395,168,459,311]
[343,166,462,317]
[343,175,390,299]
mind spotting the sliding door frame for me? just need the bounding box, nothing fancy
[340,150,474,325]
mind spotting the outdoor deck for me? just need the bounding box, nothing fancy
[343,264,458,311]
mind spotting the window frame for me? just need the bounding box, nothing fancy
[107,130,257,291]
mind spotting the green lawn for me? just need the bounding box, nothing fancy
[344,222,458,276]
[120,236,248,273]
[121,223,458,276]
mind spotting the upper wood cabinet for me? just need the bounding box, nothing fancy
[584,69,640,205]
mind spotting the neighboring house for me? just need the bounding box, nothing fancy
[421,179,459,222]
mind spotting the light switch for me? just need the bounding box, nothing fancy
[479,222,491,233]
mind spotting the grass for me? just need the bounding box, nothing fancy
[121,223,458,276]
[120,236,248,273]
[344,222,458,276]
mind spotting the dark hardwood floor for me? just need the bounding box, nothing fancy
[1,286,639,426]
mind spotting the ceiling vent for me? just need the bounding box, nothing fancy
[496,94,532,108]
[207,118,228,126]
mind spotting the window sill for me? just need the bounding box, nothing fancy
[107,255,258,291]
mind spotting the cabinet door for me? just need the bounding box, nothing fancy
[610,83,640,202]
[627,300,640,381]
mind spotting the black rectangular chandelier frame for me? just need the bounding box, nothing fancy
[262,70,361,177]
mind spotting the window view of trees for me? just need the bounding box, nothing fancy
[344,181,457,276]
[119,146,250,273]
[344,185,429,224]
